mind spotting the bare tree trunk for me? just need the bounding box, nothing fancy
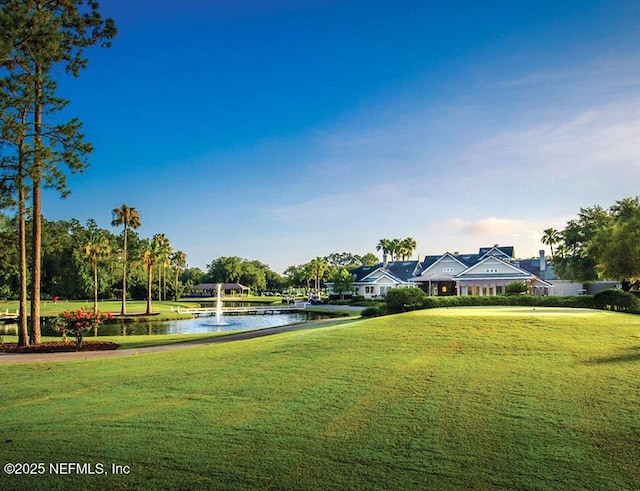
[93,260,99,312]
[29,67,42,345]
[146,267,153,315]
[174,268,180,301]
[93,259,100,336]
[121,225,127,315]
[17,110,29,346]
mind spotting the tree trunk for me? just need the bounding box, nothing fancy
[75,334,83,351]
[146,267,153,315]
[121,224,127,315]
[174,268,180,301]
[163,268,167,301]
[17,113,29,347]
[93,259,99,313]
[29,67,43,345]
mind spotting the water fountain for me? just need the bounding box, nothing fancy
[215,283,224,326]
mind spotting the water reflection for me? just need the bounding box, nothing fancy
[4,312,324,337]
[97,312,312,336]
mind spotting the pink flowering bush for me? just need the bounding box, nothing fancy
[54,307,114,350]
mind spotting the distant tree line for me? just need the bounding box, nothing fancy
[0,210,192,308]
[203,251,380,295]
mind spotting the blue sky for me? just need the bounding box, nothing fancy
[45,0,640,273]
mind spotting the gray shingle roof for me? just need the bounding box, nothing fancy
[350,261,419,283]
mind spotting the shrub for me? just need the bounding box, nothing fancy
[361,304,388,318]
[593,289,639,312]
[0,285,12,300]
[504,281,529,295]
[327,299,354,306]
[385,287,427,314]
[371,290,598,318]
[54,307,114,350]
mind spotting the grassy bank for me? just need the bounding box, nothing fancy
[1,307,638,489]
[0,333,231,350]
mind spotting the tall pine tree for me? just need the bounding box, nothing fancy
[0,1,116,344]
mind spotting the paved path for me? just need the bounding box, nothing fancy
[0,317,358,365]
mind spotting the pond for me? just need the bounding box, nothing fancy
[100,312,314,336]
[0,311,328,337]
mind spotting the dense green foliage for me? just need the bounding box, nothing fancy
[385,286,427,313]
[283,252,379,293]
[206,256,284,292]
[360,302,389,317]
[504,281,529,295]
[1,308,638,489]
[204,253,378,294]
[549,197,640,287]
[593,289,639,312]
[329,267,354,299]
[362,293,597,318]
[0,216,191,302]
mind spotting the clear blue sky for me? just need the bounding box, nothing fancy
[45,0,640,273]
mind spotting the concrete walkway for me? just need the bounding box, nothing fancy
[0,317,358,365]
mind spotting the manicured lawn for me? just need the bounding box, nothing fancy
[0,332,230,350]
[1,307,638,489]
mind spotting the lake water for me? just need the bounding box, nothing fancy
[123,312,310,336]
[2,311,327,337]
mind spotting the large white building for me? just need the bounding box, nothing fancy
[328,245,555,299]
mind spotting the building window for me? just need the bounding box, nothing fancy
[485,268,499,273]
[442,267,454,273]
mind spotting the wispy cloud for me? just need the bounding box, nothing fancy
[259,53,640,267]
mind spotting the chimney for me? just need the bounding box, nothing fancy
[539,250,546,271]
[383,253,388,268]
[454,251,459,256]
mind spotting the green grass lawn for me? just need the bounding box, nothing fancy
[1,332,232,350]
[1,307,638,490]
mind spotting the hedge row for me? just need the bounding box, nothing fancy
[593,289,639,312]
[361,289,597,318]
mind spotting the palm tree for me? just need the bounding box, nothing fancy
[141,242,156,316]
[376,238,390,254]
[376,238,391,264]
[541,228,561,258]
[388,238,402,261]
[400,237,417,260]
[170,250,187,301]
[153,233,172,301]
[111,205,141,315]
[83,239,111,316]
[309,257,328,292]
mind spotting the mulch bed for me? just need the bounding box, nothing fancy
[0,341,121,353]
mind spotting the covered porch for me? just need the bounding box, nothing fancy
[411,273,458,296]
[458,277,552,296]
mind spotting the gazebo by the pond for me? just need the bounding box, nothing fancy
[191,283,250,297]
